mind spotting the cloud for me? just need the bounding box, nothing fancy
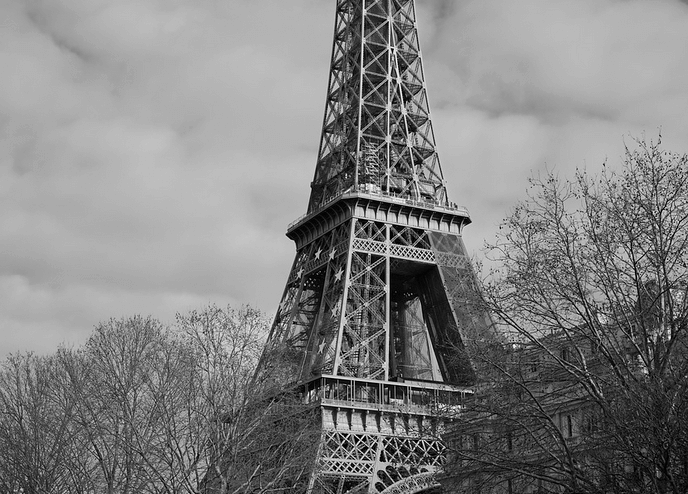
[432,0,688,123]
[1,0,688,357]
[1,0,328,355]
[423,0,688,254]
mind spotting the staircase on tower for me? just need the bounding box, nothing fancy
[210,1,495,493]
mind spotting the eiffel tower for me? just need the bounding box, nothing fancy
[255,1,491,493]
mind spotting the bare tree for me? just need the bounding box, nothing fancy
[150,304,269,493]
[71,315,177,493]
[122,331,201,494]
[0,305,320,493]
[444,137,688,494]
[176,305,320,494]
[0,351,91,493]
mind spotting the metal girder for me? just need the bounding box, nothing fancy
[308,0,447,213]
[253,1,492,492]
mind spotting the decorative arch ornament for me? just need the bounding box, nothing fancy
[379,473,441,494]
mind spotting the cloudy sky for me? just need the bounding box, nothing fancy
[2,0,688,357]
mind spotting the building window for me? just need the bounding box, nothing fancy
[583,409,598,433]
[565,414,573,438]
[529,356,539,373]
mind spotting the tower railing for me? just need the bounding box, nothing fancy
[289,184,469,232]
[301,375,471,416]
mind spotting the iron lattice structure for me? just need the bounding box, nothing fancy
[256,1,492,493]
[309,0,447,212]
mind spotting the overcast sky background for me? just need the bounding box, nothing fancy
[2,0,688,357]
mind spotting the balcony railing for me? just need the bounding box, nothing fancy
[289,184,469,232]
[300,374,471,417]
